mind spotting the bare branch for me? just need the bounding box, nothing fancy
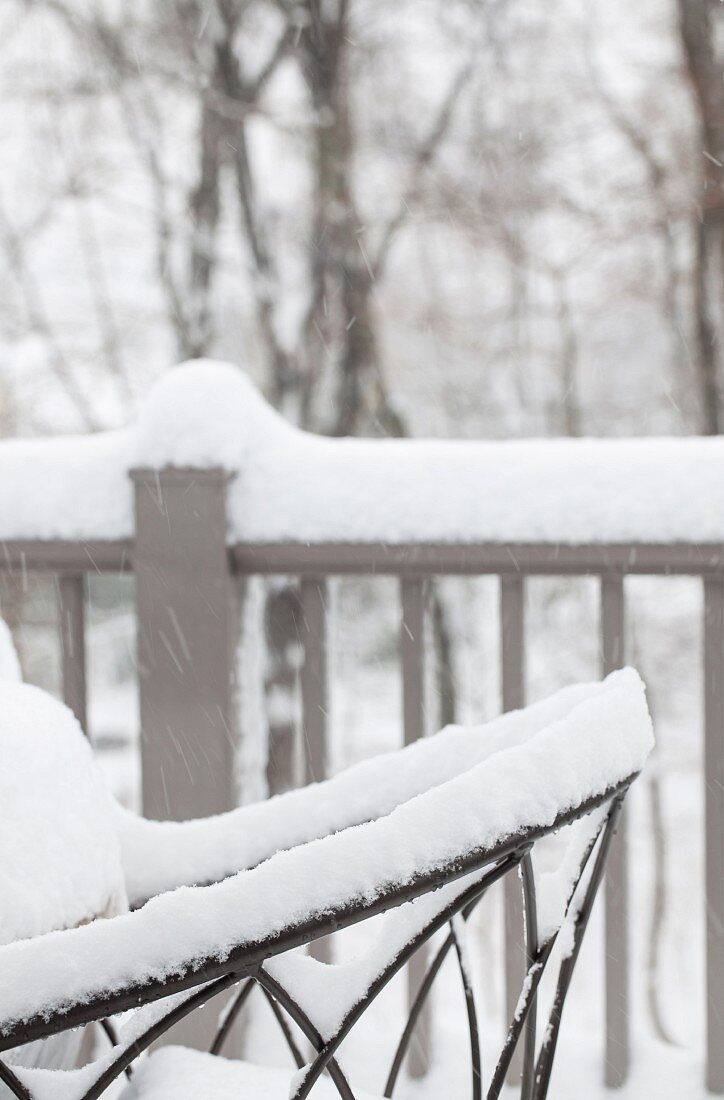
[0,196,99,430]
[371,57,476,280]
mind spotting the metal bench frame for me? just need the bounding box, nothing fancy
[0,777,633,1100]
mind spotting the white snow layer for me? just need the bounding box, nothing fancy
[0,683,127,946]
[117,669,644,905]
[0,359,723,543]
[119,1046,382,1100]
[0,668,652,1036]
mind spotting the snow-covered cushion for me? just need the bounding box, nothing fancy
[0,681,127,947]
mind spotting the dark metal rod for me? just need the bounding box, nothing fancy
[209,978,254,1055]
[488,803,614,1099]
[0,1059,33,1100]
[258,984,307,1070]
[254,970,356,1100]
[99,1019,133,1081]
[520,853,538,1100]
[533,798,624,1099]
[452,920,483,1100]
[385,887,490,1097]
[79,972,243,1100]
[487,944,554,1100]
[385,932,452,1097]
[279,855,520,1100]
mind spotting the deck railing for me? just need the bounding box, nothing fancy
[0,364,722,1092]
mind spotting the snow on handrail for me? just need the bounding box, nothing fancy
[0,358,723,545]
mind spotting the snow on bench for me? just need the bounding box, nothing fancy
[0,668,652,1039]
[0,359,721,543]
[118,670,639,905]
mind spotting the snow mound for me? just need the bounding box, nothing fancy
[119,1047,382,1100]
[0,682,127,946]
[131,359,290,471]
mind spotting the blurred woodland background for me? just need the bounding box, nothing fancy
[1,0,723,443]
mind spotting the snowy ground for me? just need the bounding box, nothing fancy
[72,574,708,1098]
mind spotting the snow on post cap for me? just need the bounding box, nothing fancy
[131,360,290,472]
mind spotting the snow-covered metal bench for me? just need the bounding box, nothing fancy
[0,669,653,1100]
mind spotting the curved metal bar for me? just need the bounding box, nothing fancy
[384,886,490,1098]
[283,854,525,1100]
[533,796,624,1100]
[385,930,454,1097]
[0,1059,33,1100]
[79,971,244,1100]
[99,1018,133,1081]
[209,978,254,1055]
[488,804,615,1099]
[487,943,554,1100]
[521,853,538,1100]
[451,919,483,1100]
[258,984,307,1070]
[98,1019,118,1047]
[254,970,357,1100]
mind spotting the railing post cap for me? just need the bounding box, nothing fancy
[129,466,237,485]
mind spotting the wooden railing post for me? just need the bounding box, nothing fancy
[401,577,431,1078]
[132,467,243,1053]
[600,575,628,1088]
[132,468,241,822]
[500,576,526,1085]
[300,576,332,965]
[57,573,88,734]
[703,578,724,1094]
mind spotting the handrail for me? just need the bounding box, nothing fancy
[235,540,724,575]
[4,537,724,577]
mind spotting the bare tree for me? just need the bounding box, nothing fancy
[678,0,724,433]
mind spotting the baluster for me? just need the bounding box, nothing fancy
[301,576,330,965]
[300,577,329,786]
[703,578,724,1093]
[600,575,628,1087]
[58,573,88,735]
[500,575,526,1084]
[401,577,431,1077]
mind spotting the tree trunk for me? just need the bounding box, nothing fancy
[186,102,224,359]
[678,0,724,433]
